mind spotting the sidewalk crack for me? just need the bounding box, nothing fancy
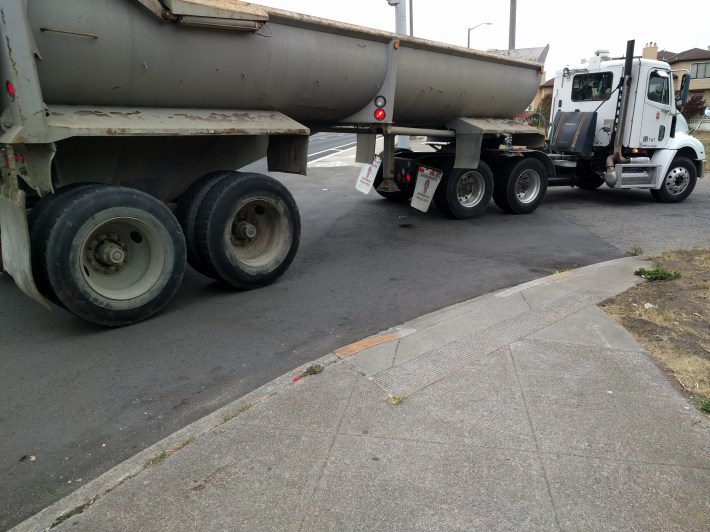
[297,376,358,531]
[510,346,563,531]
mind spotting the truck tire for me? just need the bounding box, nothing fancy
[194,172,300,289]
[372,149,414,201]
[175,170,232,279]
[42,186,186,326]
[574,170,605,190]
[434,163,493,219]
[29,183,105,304]
[650,156,697,203]
[493,158,547,214]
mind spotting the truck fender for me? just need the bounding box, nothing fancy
[656,133,706,178]
[650,148,678,185]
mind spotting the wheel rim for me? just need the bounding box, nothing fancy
[456,171,486,207]
[515,169,542,204]
[227,197,288,268]
[664,166,690,195]
[81,217,166,300]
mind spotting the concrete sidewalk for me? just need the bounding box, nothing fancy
[15,257,710,531]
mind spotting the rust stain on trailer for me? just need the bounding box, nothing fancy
[76,110,110,118]
[109,111,142,117]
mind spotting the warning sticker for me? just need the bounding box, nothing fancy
[355,155,382,194]
[410,165,443,212]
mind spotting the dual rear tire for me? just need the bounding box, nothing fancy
[433,158,547,219]
[29,173,300,326]
[180,172,300,289]
[31,185,186,327]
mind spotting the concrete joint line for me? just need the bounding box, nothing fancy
[372,290,612,397]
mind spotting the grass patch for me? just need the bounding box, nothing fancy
[625,246,644,257]
[386,395,405,405]
[695,398,710,414]
[603,248,710,407]
[634,266,681,281]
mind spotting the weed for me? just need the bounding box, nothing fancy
[221,403,253,423]
[49,495,99,529]
[695,398,710,414]
[634,267,681,281]
[386,395,405,405]
[301,363,324,376]
[143,450,170,469]
[625,246,644,257]
[143,437,195,469]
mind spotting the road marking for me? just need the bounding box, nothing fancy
[308,142,357,161]
[308,135,383,165]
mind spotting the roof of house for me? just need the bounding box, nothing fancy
[658,48,710,63]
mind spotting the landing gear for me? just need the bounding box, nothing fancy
[372,149,415,201]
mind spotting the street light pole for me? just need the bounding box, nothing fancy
[409,0,414,36]
[467,22,492,48]
[509,0,517,50]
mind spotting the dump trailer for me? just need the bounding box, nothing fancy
[0,0,548,326]
[544,41,705,197]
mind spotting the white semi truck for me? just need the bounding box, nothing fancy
[386,40,705,206]
[0,2,704,327]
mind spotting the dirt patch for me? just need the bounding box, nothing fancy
[602,248,710,405]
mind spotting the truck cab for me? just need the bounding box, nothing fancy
[548,44,705,200]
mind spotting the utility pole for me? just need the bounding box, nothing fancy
[509,0,516,50]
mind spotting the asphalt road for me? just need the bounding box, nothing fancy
[2,135,709,529]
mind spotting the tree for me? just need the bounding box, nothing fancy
[681,93,707,120]
[538,93,552,124]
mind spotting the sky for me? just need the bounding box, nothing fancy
[251,0,708,81]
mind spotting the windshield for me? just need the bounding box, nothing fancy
[571,72,614,102]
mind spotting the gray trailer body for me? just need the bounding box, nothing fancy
[0,0,546,325]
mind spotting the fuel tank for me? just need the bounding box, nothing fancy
[27,0,544,127]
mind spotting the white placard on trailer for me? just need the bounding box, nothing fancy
[410,165,443,212]
[355,155,382,194]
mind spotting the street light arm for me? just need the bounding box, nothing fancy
[467,22,492,48]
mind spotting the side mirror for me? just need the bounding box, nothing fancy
[676,73,690,110]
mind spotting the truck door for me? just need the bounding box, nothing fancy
[639,69,673,148]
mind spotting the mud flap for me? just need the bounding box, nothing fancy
[0,185,50,309]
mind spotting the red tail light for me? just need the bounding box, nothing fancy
[374,109,386,121]
[6,81,15,100]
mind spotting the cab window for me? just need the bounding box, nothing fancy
[647,70,670,105]
[571,72,614,102]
